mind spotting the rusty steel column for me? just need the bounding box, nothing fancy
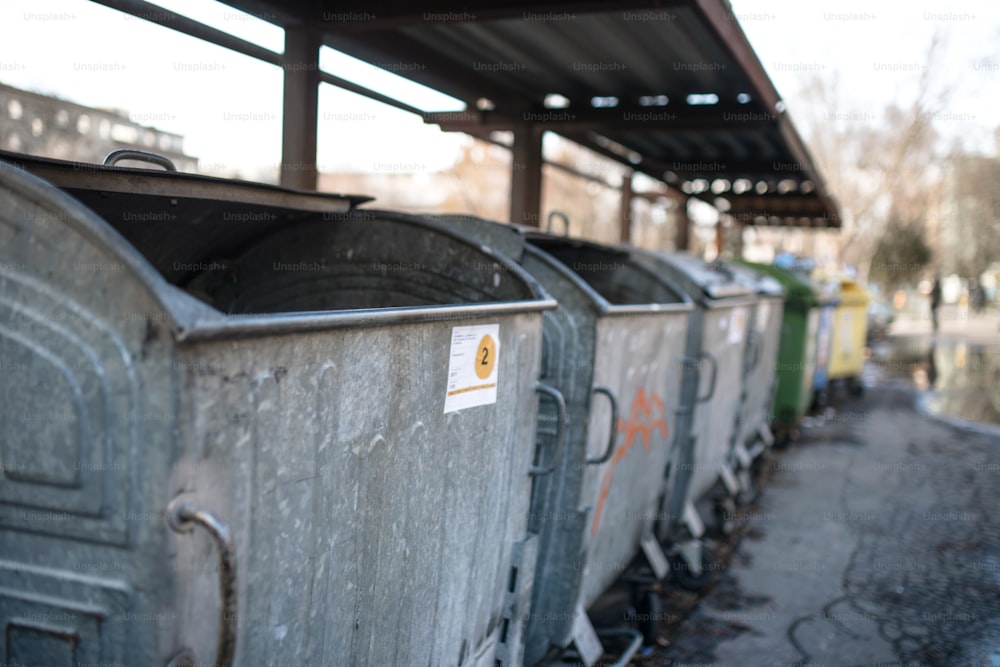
[280,24,321,190]
[732,217,745,258]
[619,171,633,243]
[509,124,543,227]
[675,196,691,250]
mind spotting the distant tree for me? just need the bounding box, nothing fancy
[792,33,952,286]
[943,153,1000,279]
[867,214,934,291]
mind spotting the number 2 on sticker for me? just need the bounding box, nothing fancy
[476,334,496,380]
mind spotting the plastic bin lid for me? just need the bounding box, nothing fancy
[729,261,785,297]
[827,278,870,307]
[740,261,828,308]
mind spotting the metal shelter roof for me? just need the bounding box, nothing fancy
[215,0,840,228]
[89,0,840,230]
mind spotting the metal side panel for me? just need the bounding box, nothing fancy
[577,310,689,606]
[0,160,188,666]
[656,307,705,543]
[736,296,784,449]
[685,305,750,503]
[167,312,543,667]
[519,250,598,665]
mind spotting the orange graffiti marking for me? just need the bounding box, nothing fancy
[590,388,669,535]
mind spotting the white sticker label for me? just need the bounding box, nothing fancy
[444,324,500,413]
[728,307,748,344]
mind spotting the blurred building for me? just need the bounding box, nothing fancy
[0,82,196,171]
[938,149,1000,280]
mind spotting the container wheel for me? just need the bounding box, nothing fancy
[736,471,760,506]
[813,388,829,410]
[714,497,737,534]
[633,588,663,644]
[671,550,715,591]
[773,426,795,450]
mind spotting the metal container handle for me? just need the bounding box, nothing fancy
[586,386,619,465]
[746,331,761,372]
[545,210,570,236]
[675,354,702,417]
[167,498,238,667]
[530,382,568,476]
[104,149,178,172]
[696,351,718,403]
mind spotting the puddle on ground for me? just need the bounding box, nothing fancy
[872,338,1000,426]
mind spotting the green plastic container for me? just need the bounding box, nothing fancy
[738,262,823,434]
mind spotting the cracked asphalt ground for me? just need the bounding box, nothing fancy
[637,377,1000,667]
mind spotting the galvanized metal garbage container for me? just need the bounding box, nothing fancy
[727,262,785,480]
[632,251,756,576]
[0,157,558,667]
[428,215,693,666]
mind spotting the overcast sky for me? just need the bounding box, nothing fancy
[1,0,997,172]
[731,0,1000,154]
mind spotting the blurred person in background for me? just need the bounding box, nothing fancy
[970,277,985,314]
[930,273,942,332]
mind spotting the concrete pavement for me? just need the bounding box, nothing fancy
[646,379,1000,667]
[887,305,1000,346]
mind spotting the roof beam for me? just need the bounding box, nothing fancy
[427,104,775,132]
[91,0,281,65]
[323,31,531,110]
[725,195,831,217]
[315,1,687,31]
[687,0,781,113]
[655,159,815,180]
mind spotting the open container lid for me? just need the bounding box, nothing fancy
[429,215,693,315]
[0,149,373,285]
[631,248,756,305]
[525,233,691,312]
[0,158,556,342]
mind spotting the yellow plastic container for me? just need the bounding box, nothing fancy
[827,279,870,386]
